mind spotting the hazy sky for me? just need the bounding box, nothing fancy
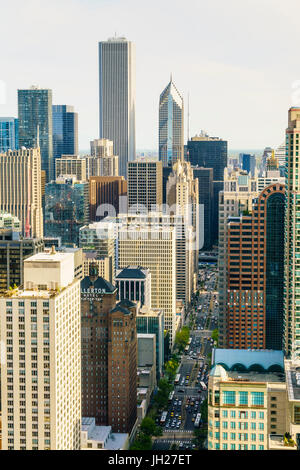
[1,0,300,151]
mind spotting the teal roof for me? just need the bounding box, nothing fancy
[212,349,284,372]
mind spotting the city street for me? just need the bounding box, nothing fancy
[153,258,218,450]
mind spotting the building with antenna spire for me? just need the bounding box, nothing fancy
[159,77,184,167]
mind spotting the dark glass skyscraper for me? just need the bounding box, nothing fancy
[0,118,18,152]
[52,105,78,167]
[18,87,53,182]
[187,134,227,243]
[266,190,285,350]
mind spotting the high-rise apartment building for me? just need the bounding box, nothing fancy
[225,183,285,350]
[0,117,18,152]
[18,87,53,182]
[52,105,78,167]
[127,159,162,213]
[159,77,184,167]
[89,176,127,222]
[284,107,300,357]
[0,249,81,450]
[88,138,119,177]
[99,37,136,178]
[0,213,44,290]
[218,169,259,348]
[0,148,43,238]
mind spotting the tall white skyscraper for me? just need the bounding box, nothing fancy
[159,77,184,167]
[98,37,136,178]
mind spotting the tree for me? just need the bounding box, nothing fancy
[140,417,156,436]
[154,378,172,408]
[130,432,152,450]
[211,329,219,346]
[174,326,190,351]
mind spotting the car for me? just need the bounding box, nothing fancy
[178,389,184,393]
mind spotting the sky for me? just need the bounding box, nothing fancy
[1,0,300,151]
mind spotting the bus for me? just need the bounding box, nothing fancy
[168,391,175,403]
[184,345,190,353]
[200,381,207,391]
[160,411,168,426]
[174,374,181,385]
[194,413,202,428]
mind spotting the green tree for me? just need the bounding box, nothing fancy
[130,432,152,450]
[211,329,219,346]
[140,417,156,436]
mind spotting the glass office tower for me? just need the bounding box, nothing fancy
[45,178,89,247]
[159,77,184,167]
[0,118,18,152]
[52,105,78,167]
[18,87,53,181]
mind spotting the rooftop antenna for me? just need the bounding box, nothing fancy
[187,92,190,143]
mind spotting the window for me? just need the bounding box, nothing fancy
[251,392,264,406]
[239,391,248,406]
[223,391,236,405]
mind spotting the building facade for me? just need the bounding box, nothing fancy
[52,105,78,166]
[127,159,162,213]
[159,77,184,167]
[89,176,127,222]
[0,148,43,239]
[115,266,151,307]
[99,37,136,178]
[18,87,53,182]
[0,117,18,152]
[45,177,89,247]
[0,250,81,450]
[225,183,285,349]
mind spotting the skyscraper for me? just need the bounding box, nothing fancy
[0,250,81,450]
[127,159,162,213]
[98,37,136,178]
[0,117,18,152]
[284,107,300,357]
[52,105,78,168]
[0,148,43,238]
[18,87,53,182]
[89,176,127,222]
[187,132,227,244]
[159,77,184,167]
[89,138,119,177]
[225,183,285,350]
